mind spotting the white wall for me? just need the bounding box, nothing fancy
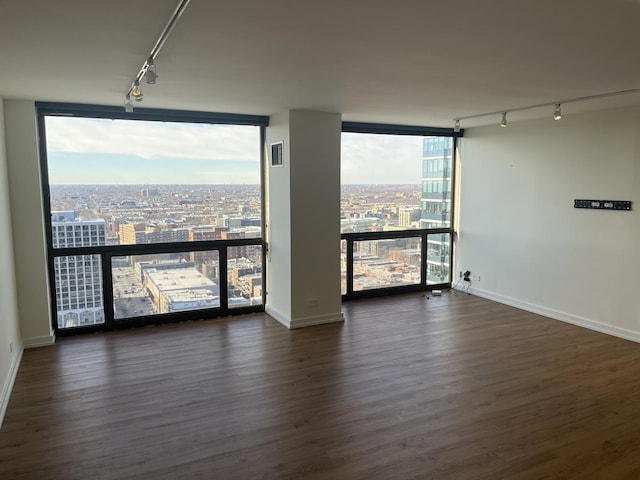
[456,106,640,341]
[0,99,23,427]
[266,110,344,328]
[265,111,293,322]
[289,110,343,325]
[4,100,54,347]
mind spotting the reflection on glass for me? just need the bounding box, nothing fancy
[54,254,105,329]
[112,251,220,319]
[353,238,422,291]
[227,246,263,308]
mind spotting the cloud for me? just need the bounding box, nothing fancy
[341,133,423,184]
[341,132,424,184]
[45,116,261,162]
[45,117,432,185]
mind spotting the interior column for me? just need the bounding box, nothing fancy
[265,110,344,328]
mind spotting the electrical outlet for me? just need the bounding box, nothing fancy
[459,271,463,278]
[473,274,481,282]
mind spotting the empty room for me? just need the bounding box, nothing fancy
[1,1,640,478]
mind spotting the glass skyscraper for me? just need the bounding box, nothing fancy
[420,137,452,283]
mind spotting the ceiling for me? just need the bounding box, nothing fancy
[1,0,640,128]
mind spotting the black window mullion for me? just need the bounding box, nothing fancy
[36,102,269,126]
[421,232,428,288]
[346,238,354,296]
[102,253,115,325]
[261,243,267,307]
[449,137,460,285]
[219,247,229,311]
[342,121,462,138]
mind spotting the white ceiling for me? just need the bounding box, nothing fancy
[1,0,640,128]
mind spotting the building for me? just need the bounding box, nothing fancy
[420,137,452,230]
[119,223,190,244]
[51,211,106,328]
[119,222,146,244]
[189,225,225,270]
[420,137,453,284]
[398,206,421,228]
[222,227,262,261]
[141,262,220,313]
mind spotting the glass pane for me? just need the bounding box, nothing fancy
[341,133,453,233]
[227,246,263,308]
[420,137,453,229]
[45,116,262,246]
[54,255,105,329]
[353,237,421,291]
[113,251,220,319]
[426,233,450,284]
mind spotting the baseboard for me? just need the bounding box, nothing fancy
[0,341,23,429]
[266,306,344,329]
[458,286,640,344]
[265,305,291,328]
[288,312,345,329]
[23,333,56,349]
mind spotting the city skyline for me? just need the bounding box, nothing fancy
[45,134,452,329]
[45,117,426,185]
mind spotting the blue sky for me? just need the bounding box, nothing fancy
[45,117,424,184]
[47,152,259,184]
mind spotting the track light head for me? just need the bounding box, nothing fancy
[145,70,157,85]
[145,59,157,85]
[454,120,460,133]
[131,81,143,100]
[554,103,562,120]
[500,112,507,127]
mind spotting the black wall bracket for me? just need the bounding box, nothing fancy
[574,199,631,211]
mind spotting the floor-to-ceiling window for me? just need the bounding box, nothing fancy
[38,103,267,333]
[340,123,460,298]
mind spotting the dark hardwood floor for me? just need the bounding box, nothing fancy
[2,291,640,479]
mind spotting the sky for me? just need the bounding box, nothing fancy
[45,116,425,185]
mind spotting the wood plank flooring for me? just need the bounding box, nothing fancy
[2,292,640,479]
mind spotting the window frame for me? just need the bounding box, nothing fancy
[340,121,462,300]
[36,102,269,335]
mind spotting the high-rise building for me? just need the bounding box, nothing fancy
[420,137,452,229]
[420,138,453,283]
[51,211,107,328]
[398,206,422,228]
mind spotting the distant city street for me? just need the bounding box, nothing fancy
[112,263,155,318]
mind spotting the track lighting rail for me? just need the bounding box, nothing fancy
[453,87,640,129]
[124,0,191,111]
